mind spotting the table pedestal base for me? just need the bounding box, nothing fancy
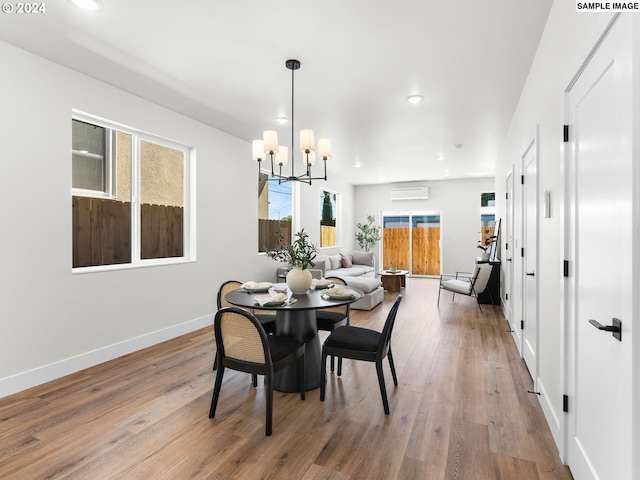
[273,310,321,392]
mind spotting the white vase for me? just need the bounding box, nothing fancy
[286,266,313,294]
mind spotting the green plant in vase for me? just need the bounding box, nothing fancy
[267,229,317,269]
[267,229,318,293]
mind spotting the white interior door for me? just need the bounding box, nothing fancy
[522,139,538,384]
[505,171,519,352]
[565,15,634,480]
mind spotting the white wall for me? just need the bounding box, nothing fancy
[0,41,355,397]
[354,178,495,273]
[495,2,617,451]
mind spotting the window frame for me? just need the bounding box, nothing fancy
[71,120,114,199]
[71,111,195,273]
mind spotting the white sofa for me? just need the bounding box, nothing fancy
[275,251,384,310]
[312,252,384,310]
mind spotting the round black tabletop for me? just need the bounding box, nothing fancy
[224,283,363,311]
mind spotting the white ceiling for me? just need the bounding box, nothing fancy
[0,0,553,185]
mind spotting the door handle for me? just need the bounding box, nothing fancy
[507,258,512,262]
[526,272,535,277]
[589,318,622,342]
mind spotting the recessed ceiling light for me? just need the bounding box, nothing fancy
[454,143,463,150]
[69,0,103,11]
[435,155,445,162]
[276,117,288,125]
[353,162,361,168]
[406,95,424,104]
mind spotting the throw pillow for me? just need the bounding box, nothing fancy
[314,254,329,273]
[340,254,353,268]
[352,251,374,267]
[328,254,342,270]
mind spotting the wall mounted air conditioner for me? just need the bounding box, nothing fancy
[390,186,429,201]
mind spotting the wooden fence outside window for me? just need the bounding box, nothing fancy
[72,196,183,268]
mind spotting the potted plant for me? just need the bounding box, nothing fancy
[267,229,318,294]
[355,215,382,252]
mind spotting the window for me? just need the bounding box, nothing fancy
[258,174,293,252]
[382,213,440,275]
[320,189,337,248]
[480,192,496,250]
[72,114,192,270]
[72,119,111,196]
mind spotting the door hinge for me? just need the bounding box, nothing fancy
[506,293,509,300]
[505,192,509,200]
[521,320,524,330]
[521,175,525,184]
[563,394,569,413]
[563,260,570,277]
[563,125,569,142]
[521,247,525,257]
[505,242,509,250]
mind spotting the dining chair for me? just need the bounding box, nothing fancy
[320,295,403,414]
[315,276,351,371]
[209,307,305,436]
[215,280,277,384]
[217,280,277,333]
[437,263,493,312]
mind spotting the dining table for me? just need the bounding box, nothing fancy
[225,282,363,392]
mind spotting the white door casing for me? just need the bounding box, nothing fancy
[522,136,538,386]
[505,171,519,353]
[565,14,634,480]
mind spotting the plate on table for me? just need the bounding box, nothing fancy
[324,288,357,300]
[258,299,286,306]
[243,282,273,293]
[254,293,287,307]
[385,270,400,274]
[314,280,333,289]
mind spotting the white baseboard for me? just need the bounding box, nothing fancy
[537,377,566,461]
[0,314,214,399]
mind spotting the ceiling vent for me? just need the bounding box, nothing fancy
[390,186,429,201]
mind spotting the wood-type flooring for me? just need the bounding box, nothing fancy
[0,278,574,479]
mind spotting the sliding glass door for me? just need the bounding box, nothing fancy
[382,212,440,276]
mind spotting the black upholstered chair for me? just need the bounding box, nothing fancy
[315,276,350,370]
[214,280,277,381]
[208,307,305,436]
[320,295,403,414]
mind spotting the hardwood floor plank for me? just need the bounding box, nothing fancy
[0,425,132,480]
[444,419,493,480]
[0,278,572,480]
[404,325,458,468]
[485,360,535,461]
[493,452,540,480]
[301,464,351,480]
[399,456,445,480]
[452,345,487,425]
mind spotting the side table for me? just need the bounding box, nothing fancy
[379,270,408,292]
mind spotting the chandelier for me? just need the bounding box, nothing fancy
[252,59,331,184]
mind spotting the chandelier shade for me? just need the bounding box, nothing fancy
[253,59,331,184]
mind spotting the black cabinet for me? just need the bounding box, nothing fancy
[476,257,501,305]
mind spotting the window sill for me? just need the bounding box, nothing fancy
[72,257,195,274]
